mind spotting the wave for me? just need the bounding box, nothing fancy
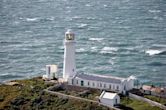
[86,17,96,20]
[78,23,88,29]
[89,38,104,41]
[90,46,98,52]
[26,18,39,22]
[76,48,86,53]
[85,4,93,7]
[102,47,118,51]
[148,10,161,13]
[145,49,166,56]
[72,16,82,19]
[100,47,118,54]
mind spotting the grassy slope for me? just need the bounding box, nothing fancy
[144,95,166,105]
[0,77,108,110]
[121,97,162,110]
[0,77,163,110]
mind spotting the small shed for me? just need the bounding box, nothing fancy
[142,85,152,95]
[43,65,58,80]
[99,91,120,107]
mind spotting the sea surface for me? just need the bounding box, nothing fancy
[0,0,166,85]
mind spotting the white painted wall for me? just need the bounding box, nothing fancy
[70,78,124,93]
[100,94,120,107]
[45,65,58,79]
[63,30,76,81]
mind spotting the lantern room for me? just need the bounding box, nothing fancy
[65,29,75,40]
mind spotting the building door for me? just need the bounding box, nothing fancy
[81,80,84,86]
[115,99,117,105]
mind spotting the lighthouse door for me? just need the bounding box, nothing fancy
[81,80,84,86]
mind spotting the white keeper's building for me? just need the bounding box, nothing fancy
[61,30,135,94]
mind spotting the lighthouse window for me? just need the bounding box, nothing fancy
[66,34,74,40]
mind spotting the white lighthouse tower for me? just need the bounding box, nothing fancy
[63,30,76,81]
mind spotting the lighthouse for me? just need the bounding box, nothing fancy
[63,30,76,81]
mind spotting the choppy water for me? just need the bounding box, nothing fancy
[0,0,166,85]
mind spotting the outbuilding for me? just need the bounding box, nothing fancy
[43,65,58,80]
[99,91,120,107]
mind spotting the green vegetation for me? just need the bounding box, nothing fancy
[0,77,108,110]
[57,88,101,100]
[121,96,162,110]
[0,77,164,110]
[144,95,166,105]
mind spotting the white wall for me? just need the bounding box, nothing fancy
[100,95,120,107]
[72,78,123,93]
[100,98,114,107]
[63,41,76,80]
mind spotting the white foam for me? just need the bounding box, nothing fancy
[85,4,93,7]
[86,17,96,20]
[108,59,114,65]
[78,23,88,28]
[47,17,54,21]
[145,49,164,56]
[76,48,85,53]
[103,4,108,7]
[102,47,118,51]
[91,46,98,52]
[100,47,118,54]
[72,16,82,19]
[149,10,161,13]
[89,38,104,41]
[26,18,38,22]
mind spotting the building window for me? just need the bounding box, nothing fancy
[117,85,119,90]
[109,84,111,89]
[104,84,106,88]
[88,82,90,86]
[48,66,50,75]
[76,80,78,84]
[81,80,84,86]
[100,83,102,87]
[93,82,95,87]
[113,85,115,90]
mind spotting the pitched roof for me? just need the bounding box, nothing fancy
[75,73,124,84]
[100,91,118,99]
[142,85,152,91]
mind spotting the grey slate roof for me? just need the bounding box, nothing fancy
[75,73,123,84]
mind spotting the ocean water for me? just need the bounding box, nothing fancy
[0,0,166,85]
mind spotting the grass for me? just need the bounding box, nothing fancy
[144,95,166,105]
[0,77,109,110]
[1,77,164,110]
[121,96,162,110]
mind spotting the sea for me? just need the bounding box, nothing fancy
[0,0,166,85]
